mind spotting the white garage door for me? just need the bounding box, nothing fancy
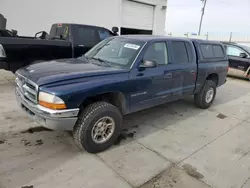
[122,0,154,30]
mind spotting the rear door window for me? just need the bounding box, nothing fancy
[73,26,99,45]
[185,42,195,62]
[171,41,189,64]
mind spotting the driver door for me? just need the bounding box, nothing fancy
[129,41,173,113]
[225,45,250,77]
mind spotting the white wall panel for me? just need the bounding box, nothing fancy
[0,0,121,36]
[0,0,167,36]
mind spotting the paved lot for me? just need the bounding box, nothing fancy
[1,70,250,188]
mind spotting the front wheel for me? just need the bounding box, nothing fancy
[194,80,216,109]
[73,101,122,153]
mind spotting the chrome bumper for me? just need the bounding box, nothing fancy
[16,87,79,130]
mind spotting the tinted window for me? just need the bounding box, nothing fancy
[0,30,13,37]
[201,44,214,58]
[144,42,168,65]
[213,45,224,58]
[172,41,189,63]
[74,26,99,45]
[98,29,113,40]
[238,45,250,53]
[226,45,246,57]
[185,42,195,62]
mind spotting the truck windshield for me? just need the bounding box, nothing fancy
[85,37,145,69]
[49,24,69,40]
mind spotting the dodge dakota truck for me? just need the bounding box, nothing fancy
[15,36,228,153]
[0,23,118,73]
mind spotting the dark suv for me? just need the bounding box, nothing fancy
[223,42,250,80]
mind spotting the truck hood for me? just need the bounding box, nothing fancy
[17,58,128,86]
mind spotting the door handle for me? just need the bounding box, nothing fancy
[137,73,144,77]
[77,44,84,47]
[164,73,172,78]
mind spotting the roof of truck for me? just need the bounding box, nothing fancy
[118,35,191,41]
[189,38,223,45]
[52,23,110,30]
[118,35,223,44]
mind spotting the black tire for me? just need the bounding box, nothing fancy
[194,80,216,109]
[73,101,122,153]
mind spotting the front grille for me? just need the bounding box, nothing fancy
[15,74,38,104]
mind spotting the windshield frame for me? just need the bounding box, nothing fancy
[85,37,146,69]
[238,44,250,54]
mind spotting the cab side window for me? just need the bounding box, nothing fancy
[143,42,168,65]
[74,26,99,45]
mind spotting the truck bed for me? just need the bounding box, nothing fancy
[191,39,228,93]
[0,37,72,71]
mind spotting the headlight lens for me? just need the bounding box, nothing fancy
[0,44,6,58]
[38,91,66,110]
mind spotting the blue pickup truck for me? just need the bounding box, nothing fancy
[15,36,228,153]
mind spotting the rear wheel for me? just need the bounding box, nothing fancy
[73,101,122,153]
[194,80,216,109]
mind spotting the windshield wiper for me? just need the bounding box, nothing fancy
[92,57,112,67]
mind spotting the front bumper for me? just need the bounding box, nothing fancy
[16,87,79,130]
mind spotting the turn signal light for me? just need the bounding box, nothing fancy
[39,101,67,110]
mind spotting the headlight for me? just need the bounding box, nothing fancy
[0,44,6,58]
[38,91,66,110]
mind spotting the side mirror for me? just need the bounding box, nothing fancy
[35,31,49,39]
[240,52,248,58]
[139,60,157,69]
[112,27,119,35]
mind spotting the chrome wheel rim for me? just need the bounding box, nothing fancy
[91,116,115,144]
[205,88,214,103]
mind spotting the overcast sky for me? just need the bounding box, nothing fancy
[166,0,250,35]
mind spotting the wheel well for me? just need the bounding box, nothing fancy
[206,74,218,86]
[80,92,127,114]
